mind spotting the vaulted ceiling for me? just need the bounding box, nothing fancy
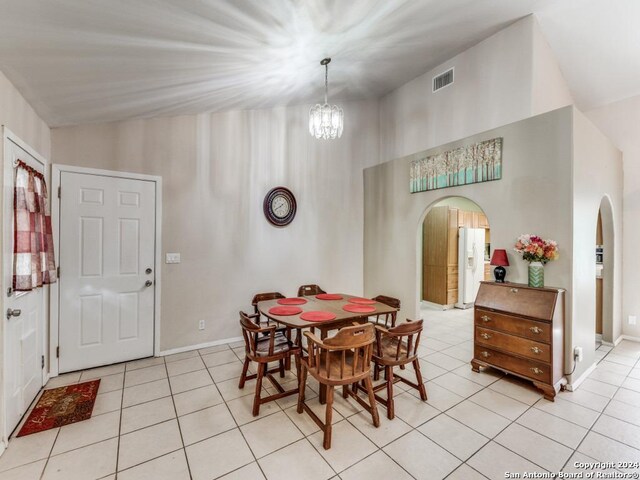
[0,0,637,126]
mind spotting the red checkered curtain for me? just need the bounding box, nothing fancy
[13,160,57,291]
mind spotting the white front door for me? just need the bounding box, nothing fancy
[59,172,156,372]
[3,138,45,436]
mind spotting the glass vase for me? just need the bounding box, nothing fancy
[528,261,544,288]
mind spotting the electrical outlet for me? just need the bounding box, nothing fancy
[165,253,181,264]
[629,315,637,326]
[574,346,583,362]
[198,319,205,330]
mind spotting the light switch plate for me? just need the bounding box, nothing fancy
[165,253,181,264]
[630,315,637,325]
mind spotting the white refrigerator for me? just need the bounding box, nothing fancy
[456,227,486,309]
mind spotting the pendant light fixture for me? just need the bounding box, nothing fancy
[309,58,344,139]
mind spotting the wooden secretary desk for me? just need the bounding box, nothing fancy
[471,281,565,401]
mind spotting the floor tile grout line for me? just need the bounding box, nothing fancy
[21,318,640,479]
[160,356,193,480]
[564,350,639,474]
[37,427,61,480]
[197,348,275,480]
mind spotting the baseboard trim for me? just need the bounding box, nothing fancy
[158,336,243,357]
[621,334,640,343]
[564,362,597,391]
[613,335,624,346]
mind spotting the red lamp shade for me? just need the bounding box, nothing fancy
[490,249,509,267]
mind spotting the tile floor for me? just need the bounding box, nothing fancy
[1,306,640,480]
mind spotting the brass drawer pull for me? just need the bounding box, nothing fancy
[480,332,492,340]
[529,326,543,334]
[530,367,544,375]
[480,315,491,323]
[530,346,542,355]
[480,351,491,358]
[510,288,519,293]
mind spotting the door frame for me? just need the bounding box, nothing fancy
[1,126,49,445]
[50,164,162,377]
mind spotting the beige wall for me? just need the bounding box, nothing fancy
[586,95,640,339]
[52,100,379,351]
[364,108,581,374]
[531,17,574,115]
[571,109,623,374]
[378,16,537,164]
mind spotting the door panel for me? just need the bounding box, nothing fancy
[59,172,155,372]
[3,139,45,436]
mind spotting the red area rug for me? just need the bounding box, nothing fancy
[17,379,101,437]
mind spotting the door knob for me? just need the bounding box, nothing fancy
[145,268,152,274]
[6,308,21,320]
[144,280,153,287]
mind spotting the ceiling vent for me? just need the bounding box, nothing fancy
[432,68,454,92]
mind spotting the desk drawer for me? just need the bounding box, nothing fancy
[474,346,551,384]
[475,309,551,343]
[475,326,551,362]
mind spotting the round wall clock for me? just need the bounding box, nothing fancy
[263,187,297,227]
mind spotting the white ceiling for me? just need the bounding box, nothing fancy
[0,0,637,127]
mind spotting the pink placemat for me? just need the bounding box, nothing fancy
[277,298,308,305]
[316,293,343,300]
[268,306,303,316]
[343,304,376,314]
[300,311,337,322]
[347,297,376,305]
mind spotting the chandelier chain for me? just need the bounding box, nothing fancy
[324,62,328,104]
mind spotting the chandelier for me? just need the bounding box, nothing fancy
[309,58,344,139]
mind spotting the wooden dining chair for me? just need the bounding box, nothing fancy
[366,319,427,420]
[238,311,301,416]
[369,295,400,328]
[251,292,286,322]
[297,284,326,297]
[297,323,380,449]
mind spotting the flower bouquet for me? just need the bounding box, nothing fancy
[514,234,559,287]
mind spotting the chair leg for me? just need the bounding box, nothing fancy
[413,359,428,400]
[342,385,348,399]
[363,375,380,428]
[297,364,308,414]
[238,357,250,389]
[323,386,334,450]
[373,363,380,381]
[386,366,395,420]
[279,359,285,378]
[252,363,265,417]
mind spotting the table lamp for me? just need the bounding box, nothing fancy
[490,249,509,283]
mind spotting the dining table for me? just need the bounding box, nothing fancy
[256,293,399,403]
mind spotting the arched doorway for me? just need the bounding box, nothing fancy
[418,196,490,311]
[597,195,615,344]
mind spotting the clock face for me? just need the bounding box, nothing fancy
[263,187,297,226]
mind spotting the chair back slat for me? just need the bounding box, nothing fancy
[239,310,277,357]
[297,284,326,297]
[372,295,400,328]
[305,323,375,382]
[251,292,285,315]
[376,319,424,363]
